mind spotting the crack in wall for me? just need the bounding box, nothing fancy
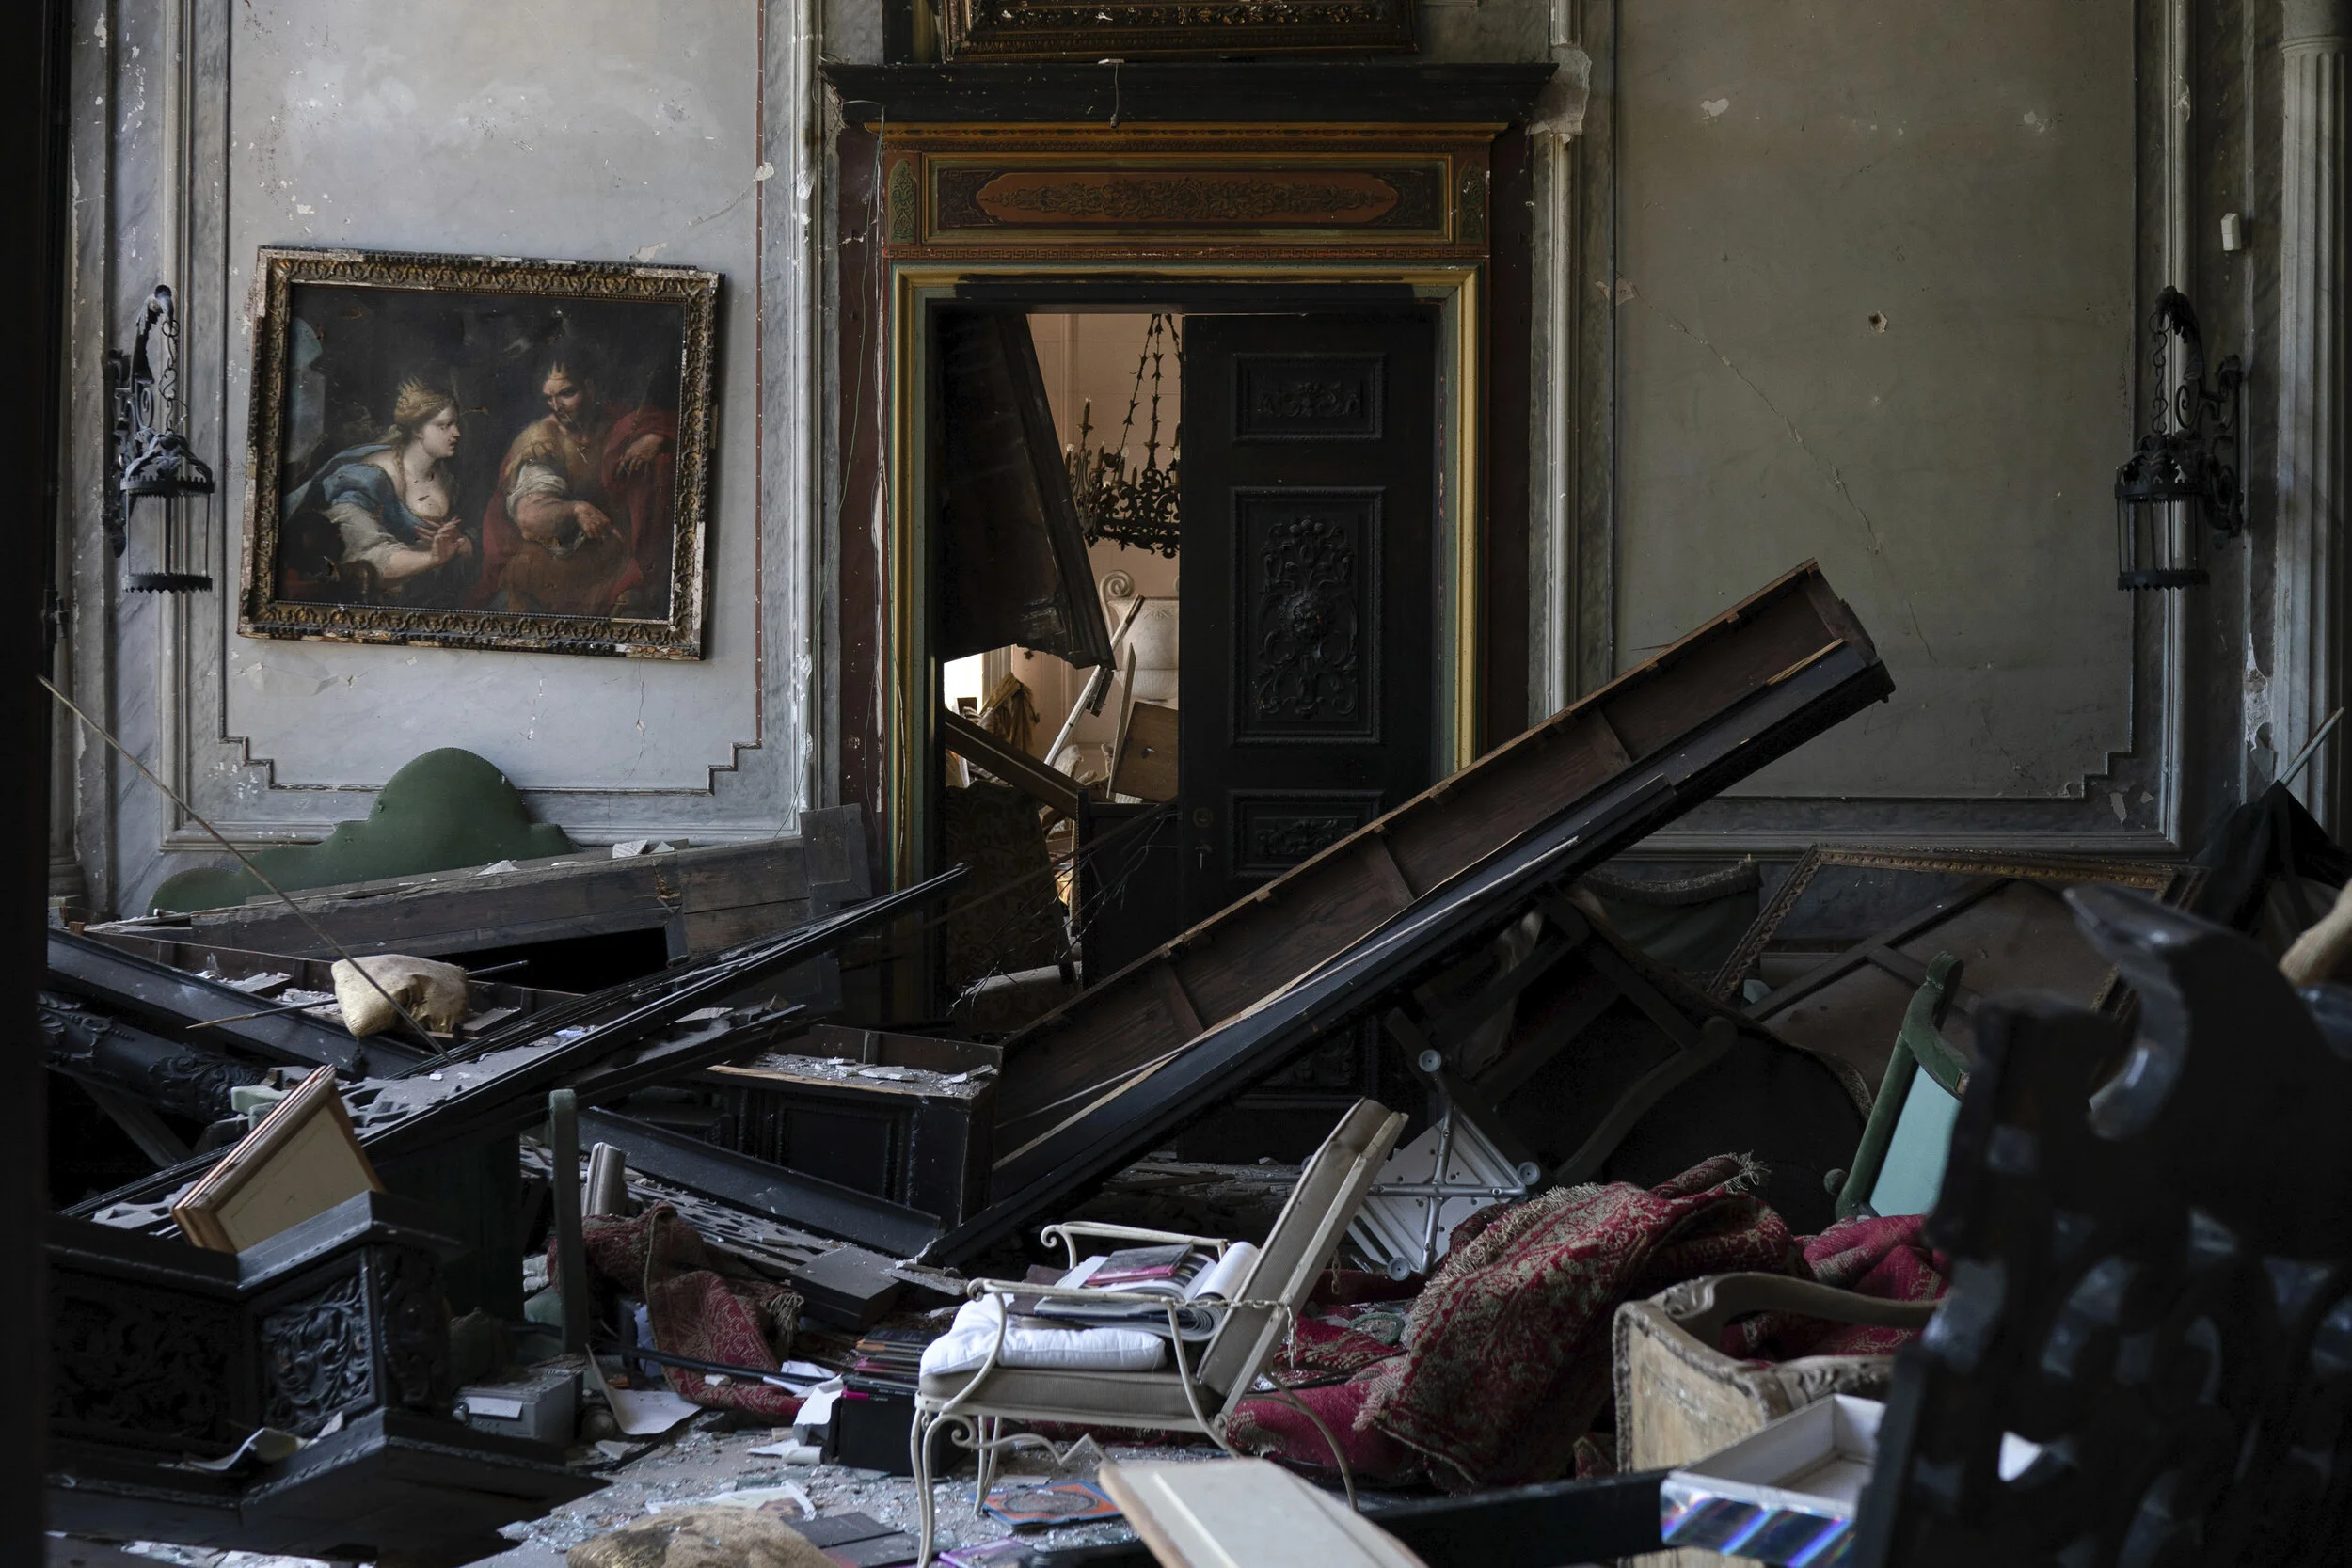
[1618,279,1937,663]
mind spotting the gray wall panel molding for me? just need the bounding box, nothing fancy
[2274,0,2352,831]
[64,1,829,912]
[1579,0,2216,858]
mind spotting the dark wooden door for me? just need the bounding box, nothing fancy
[1179,310,1440,925]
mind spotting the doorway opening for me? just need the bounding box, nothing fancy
[924,292,1454,1073]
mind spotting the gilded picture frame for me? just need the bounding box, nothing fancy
[940,0,1414,62]
[240,246,720,659]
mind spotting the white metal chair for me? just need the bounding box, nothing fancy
[909,1098,1407,1566]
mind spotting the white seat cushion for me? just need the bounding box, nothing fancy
[916,1365,1211,1427]
[919,1297,1168,1376]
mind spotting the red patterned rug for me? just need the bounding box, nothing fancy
[575,1202,806,1421]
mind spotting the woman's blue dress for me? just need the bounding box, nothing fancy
[283,443,471,606]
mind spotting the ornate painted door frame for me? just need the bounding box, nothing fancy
[863,122,1502,888]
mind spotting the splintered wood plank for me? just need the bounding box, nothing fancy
[990,561,1884,1140]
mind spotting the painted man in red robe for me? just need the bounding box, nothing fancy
[473,357,677,618]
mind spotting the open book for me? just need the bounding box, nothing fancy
[1034,1242,1261,1342]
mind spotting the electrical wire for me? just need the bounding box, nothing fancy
[40,673,444,1053]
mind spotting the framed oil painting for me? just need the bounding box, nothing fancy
[240,246,720,658]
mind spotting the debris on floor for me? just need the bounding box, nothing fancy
[48,562,2352,1567]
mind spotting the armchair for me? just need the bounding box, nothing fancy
[910,1098,1406,1565]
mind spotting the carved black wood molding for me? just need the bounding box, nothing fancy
[41,989,264,1121]
[47,1191,459,1457]
[1855,886,2352,1564]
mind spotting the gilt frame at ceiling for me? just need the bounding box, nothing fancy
[873,123,1500,886]
[938,0,1414,63]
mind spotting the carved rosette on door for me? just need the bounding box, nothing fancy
[1246,504,1378,735]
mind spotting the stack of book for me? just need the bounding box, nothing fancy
[1035,1242,1261,1342]
[835,1325,942,1476]
[847,1325,935,1394]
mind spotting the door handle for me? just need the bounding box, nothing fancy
[1195,846,1210,870]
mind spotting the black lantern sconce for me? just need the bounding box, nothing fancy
[2114,286,2245,591]
[105,284,215,593]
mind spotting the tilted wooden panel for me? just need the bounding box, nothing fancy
[991,562,1882,1148]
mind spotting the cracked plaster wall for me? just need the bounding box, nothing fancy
[1614,0,2137,801]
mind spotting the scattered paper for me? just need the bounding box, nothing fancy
[586,1354,699,1437]
[474,860,520,876]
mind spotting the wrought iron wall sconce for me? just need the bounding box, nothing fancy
[2114,286,2244,591]
[106,283,215,593]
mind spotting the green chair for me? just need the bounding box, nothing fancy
[1832,951,1968,1221]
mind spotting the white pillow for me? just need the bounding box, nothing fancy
[919,1296,1167,1376]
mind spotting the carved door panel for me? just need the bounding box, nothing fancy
[1179,310,1439,925]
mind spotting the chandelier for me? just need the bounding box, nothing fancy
[1067,313,1182,559]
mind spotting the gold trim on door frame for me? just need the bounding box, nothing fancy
[883,261,1483,888]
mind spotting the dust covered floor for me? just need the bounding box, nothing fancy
[478,1418,1228,1565]
[473,1159,1313,1565]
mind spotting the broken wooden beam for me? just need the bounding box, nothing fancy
[574,1107,942,1259]
[40,990,269,1123]
[65,867,967,1242]
[941,705,1085,821]
[932,561,1890,1262]
[46,928,430,1078]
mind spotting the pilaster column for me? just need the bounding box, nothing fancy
[47,617,85,908]
[2276,0,2352,828]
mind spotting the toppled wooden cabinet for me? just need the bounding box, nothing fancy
[698,1023,1001,1225]
[47,1191,595,1564]
[87,805,874,990]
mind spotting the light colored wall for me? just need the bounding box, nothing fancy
[60,0,2265,911]
[1606,0,2167,843]
[222,2,762,793]
[69,0,820,915]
